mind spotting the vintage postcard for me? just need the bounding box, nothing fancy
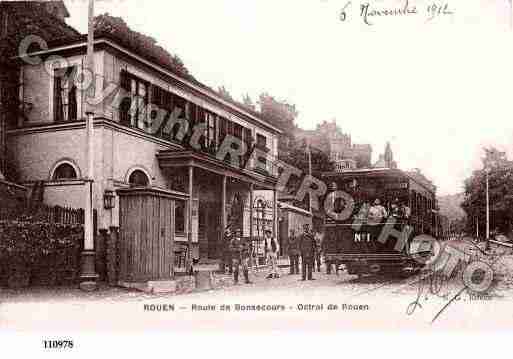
[0,0,512,355]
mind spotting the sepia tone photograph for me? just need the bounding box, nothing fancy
[0,0,512,355]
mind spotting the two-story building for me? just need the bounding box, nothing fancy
[4,10,281,268]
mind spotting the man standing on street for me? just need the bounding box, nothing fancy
[287,229,300,275]
[264,229,280,279]
[300,224,316,281]
[230,229,252,285]
[313,230,322,273]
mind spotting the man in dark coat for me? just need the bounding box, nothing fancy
[312,231,323,272]
[299,224,316,281]
[230,229,252,284]
[287,229,300,275]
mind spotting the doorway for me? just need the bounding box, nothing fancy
[199,202,221,260]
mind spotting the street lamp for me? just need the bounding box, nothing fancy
[103,189,115,210]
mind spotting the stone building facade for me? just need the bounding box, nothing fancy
[3,8,281,265]
[295,119,372,171]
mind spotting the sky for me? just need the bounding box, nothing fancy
[63,0,513,195]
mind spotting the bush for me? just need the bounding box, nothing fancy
[0,221,83,288]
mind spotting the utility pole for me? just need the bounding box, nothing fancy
[476,216,479,239]
[485,167,491,251]
[307,139,312,214]
[80,0,98,291]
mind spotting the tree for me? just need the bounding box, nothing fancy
[93,14,191,78]
[279,138,333,203]
[258,93,298,134]
[217,86,233,101]
[242,94,255,110]
[461,147,513,236]
[258,93,299,160]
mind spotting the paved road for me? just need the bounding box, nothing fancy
[1,240,512,331]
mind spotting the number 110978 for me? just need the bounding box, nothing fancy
[43,340,74,350]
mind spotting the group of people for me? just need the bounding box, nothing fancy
[286,224,322,281]
[354,198,411,223]
[216,199,412,285]
[219,227,281,285]
[220,228,253,285]
[219,224,322,284]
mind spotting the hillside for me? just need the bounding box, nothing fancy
[437,193,466,221]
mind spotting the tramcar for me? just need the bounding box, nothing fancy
[322,168,439,277]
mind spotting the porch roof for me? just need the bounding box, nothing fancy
[157,150,278,190]
[117,186,189,201]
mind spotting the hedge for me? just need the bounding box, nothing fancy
[0,221,83,288]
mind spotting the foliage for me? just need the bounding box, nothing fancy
[0,221,83,288]
[94,14,191,79]
[283,138,333,177]
[450,217,467,235]
[256,93,333,196]
[437,193,466,220]
[258,93,298,137]
[278,138,333,204]
[242,94,255,110]
[217,86,234,101]
[461,147,513,236]
[0,187,85,288]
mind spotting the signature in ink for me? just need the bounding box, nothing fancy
[406,270,451,316]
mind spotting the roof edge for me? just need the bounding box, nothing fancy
[16,34,282,134]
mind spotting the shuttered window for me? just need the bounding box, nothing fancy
[54,67,77,123]
[204,112,217,151]
[118,70,149,130]
[119,70,131,126]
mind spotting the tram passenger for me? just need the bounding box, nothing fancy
[400,203,411,220]
[355,201,370,223]
[391,198,401,218]
[368,199,388,223]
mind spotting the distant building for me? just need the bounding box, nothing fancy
[373,142,398,169]
[295,119,372,171]
[405,168,437,194]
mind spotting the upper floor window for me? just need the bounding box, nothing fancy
[256,134,268,151]
[204,111,217,151]
[119,70,149,130]
[54,67,77,122]
[243,127,253,164]
[128,169,150,187]
[52,163,78,180]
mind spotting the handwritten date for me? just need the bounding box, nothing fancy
[339,1,454,26]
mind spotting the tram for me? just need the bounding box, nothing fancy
[322,168,440,277]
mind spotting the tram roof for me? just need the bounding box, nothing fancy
[322,168,405,179]
[322,168,437,194]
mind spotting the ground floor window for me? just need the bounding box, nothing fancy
[52,163,78,180]
[128,170,149,187]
